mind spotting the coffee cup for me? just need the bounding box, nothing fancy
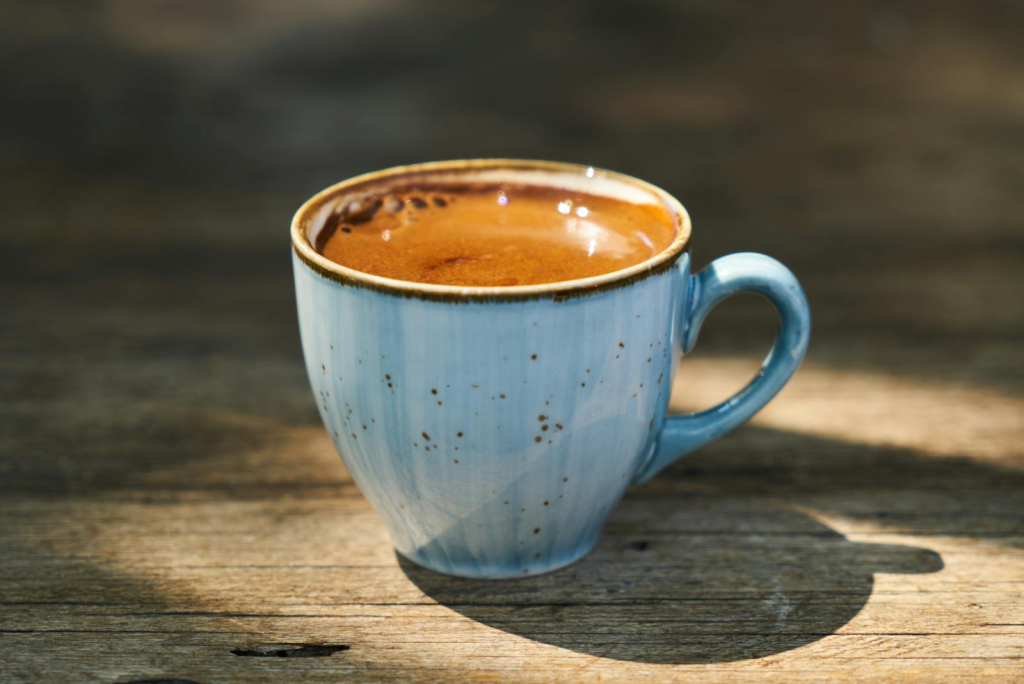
[292,159,810,578]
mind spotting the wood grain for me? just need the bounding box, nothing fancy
[1,0,1022,681]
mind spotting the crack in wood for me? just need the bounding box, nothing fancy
[230,643,349,658]
[121,679,206,684]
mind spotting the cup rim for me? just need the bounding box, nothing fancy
[291,159,692,301]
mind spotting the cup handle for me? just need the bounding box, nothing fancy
[633,253,811,484]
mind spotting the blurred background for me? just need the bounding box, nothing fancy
[2,0,1022,486]
[2,3,1023,679]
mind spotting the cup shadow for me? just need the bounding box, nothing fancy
[399,496,943,664]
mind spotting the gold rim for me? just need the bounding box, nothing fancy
[291,159,692,301]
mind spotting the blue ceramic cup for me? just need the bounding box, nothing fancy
[292,160,810,579]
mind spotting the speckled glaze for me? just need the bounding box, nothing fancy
[292,160,810,579]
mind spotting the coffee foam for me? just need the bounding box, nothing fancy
[306,165,669,249]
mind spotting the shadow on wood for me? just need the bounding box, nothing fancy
[400,496,942,664]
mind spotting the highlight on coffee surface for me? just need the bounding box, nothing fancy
[312,177,678,287]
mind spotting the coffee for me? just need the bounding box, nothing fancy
[313,182,677,287]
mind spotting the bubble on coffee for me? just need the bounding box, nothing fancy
[314,182,677,287]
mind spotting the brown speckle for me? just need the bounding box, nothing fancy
[422,432,431,440]
[351,433,357,439]
[453,459,459,464]
[471,384,479,388]
[431,388,437,395]
[535,553,541,559]
[499,394,506,399]
[535,436,542,443]
[457,432,463,438]
[543,501,549,506]
[425,447,430,451]
[362,424,367,430]
[432,196,448,208]
[563,477,569,482]
[647,358,652,363]
[581,382,586,387]
[555,423,563,430]
[409,196,428,209]
[542,425,549,431]
[505,501,509,505]
[618,342,625,348]
[531,354,537,360]
[544,400,550,405]
[539,414,547,421]
[548,439,552,443]
[534,528,540,534]
[388,382,393,388]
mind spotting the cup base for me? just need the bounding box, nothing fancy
[397,534,600,580]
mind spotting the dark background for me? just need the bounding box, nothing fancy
[2,1,1022,498]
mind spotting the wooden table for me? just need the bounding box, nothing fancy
[2,1,1022,681]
